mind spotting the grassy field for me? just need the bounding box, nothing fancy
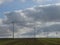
[0,38,60,45]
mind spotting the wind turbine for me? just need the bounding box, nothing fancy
[8,21,20,39]
[11,21,21,38]
[34,26,36,38]
[56,31,58,38]
[46,31,49,38]
[11,21,15,39]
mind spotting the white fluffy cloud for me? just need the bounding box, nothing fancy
[20,0,26,3]
[33,0,60,4]
[0,0,26,5]
[33,0,50,4]
[22,3,60,22]
[33,0,48,2]
[0,19,3,24]
[0,0,60,5]
[1,3,60,38]
[0,0,13,4]
[0,19,12,38]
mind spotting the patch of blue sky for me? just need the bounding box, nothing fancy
[0,0,37,18]
[0,0,60,18]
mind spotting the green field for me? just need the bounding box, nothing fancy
[0,38,60,45]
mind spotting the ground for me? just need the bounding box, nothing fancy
[0,38,60,45]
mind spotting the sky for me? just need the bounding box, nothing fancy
[0,0,60,38]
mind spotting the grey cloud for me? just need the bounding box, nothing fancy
[0,0,13,5]
[0,25,12,38]
[2,4,60,38]
[22,5,60,22]
[5,4,60,26]
[37,24,60,33]
[21,24,60,37]
[3,11,34,35]
[33,0,60,4]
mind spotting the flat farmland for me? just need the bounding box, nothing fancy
[0,38,60,45]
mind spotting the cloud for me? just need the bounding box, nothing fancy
[0,0,13,4]
[33,0,47,2]
[0,3,60,38]
[33,0,51,4]
[0,19,3,24]
[19,23,60,38]
[0,0,27,5]
[20,0,26,3]
[0,19,12,38]
[0,24,12,38]
[0,0,60,5]
[33,0,60,4]
[22,3,60,22]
